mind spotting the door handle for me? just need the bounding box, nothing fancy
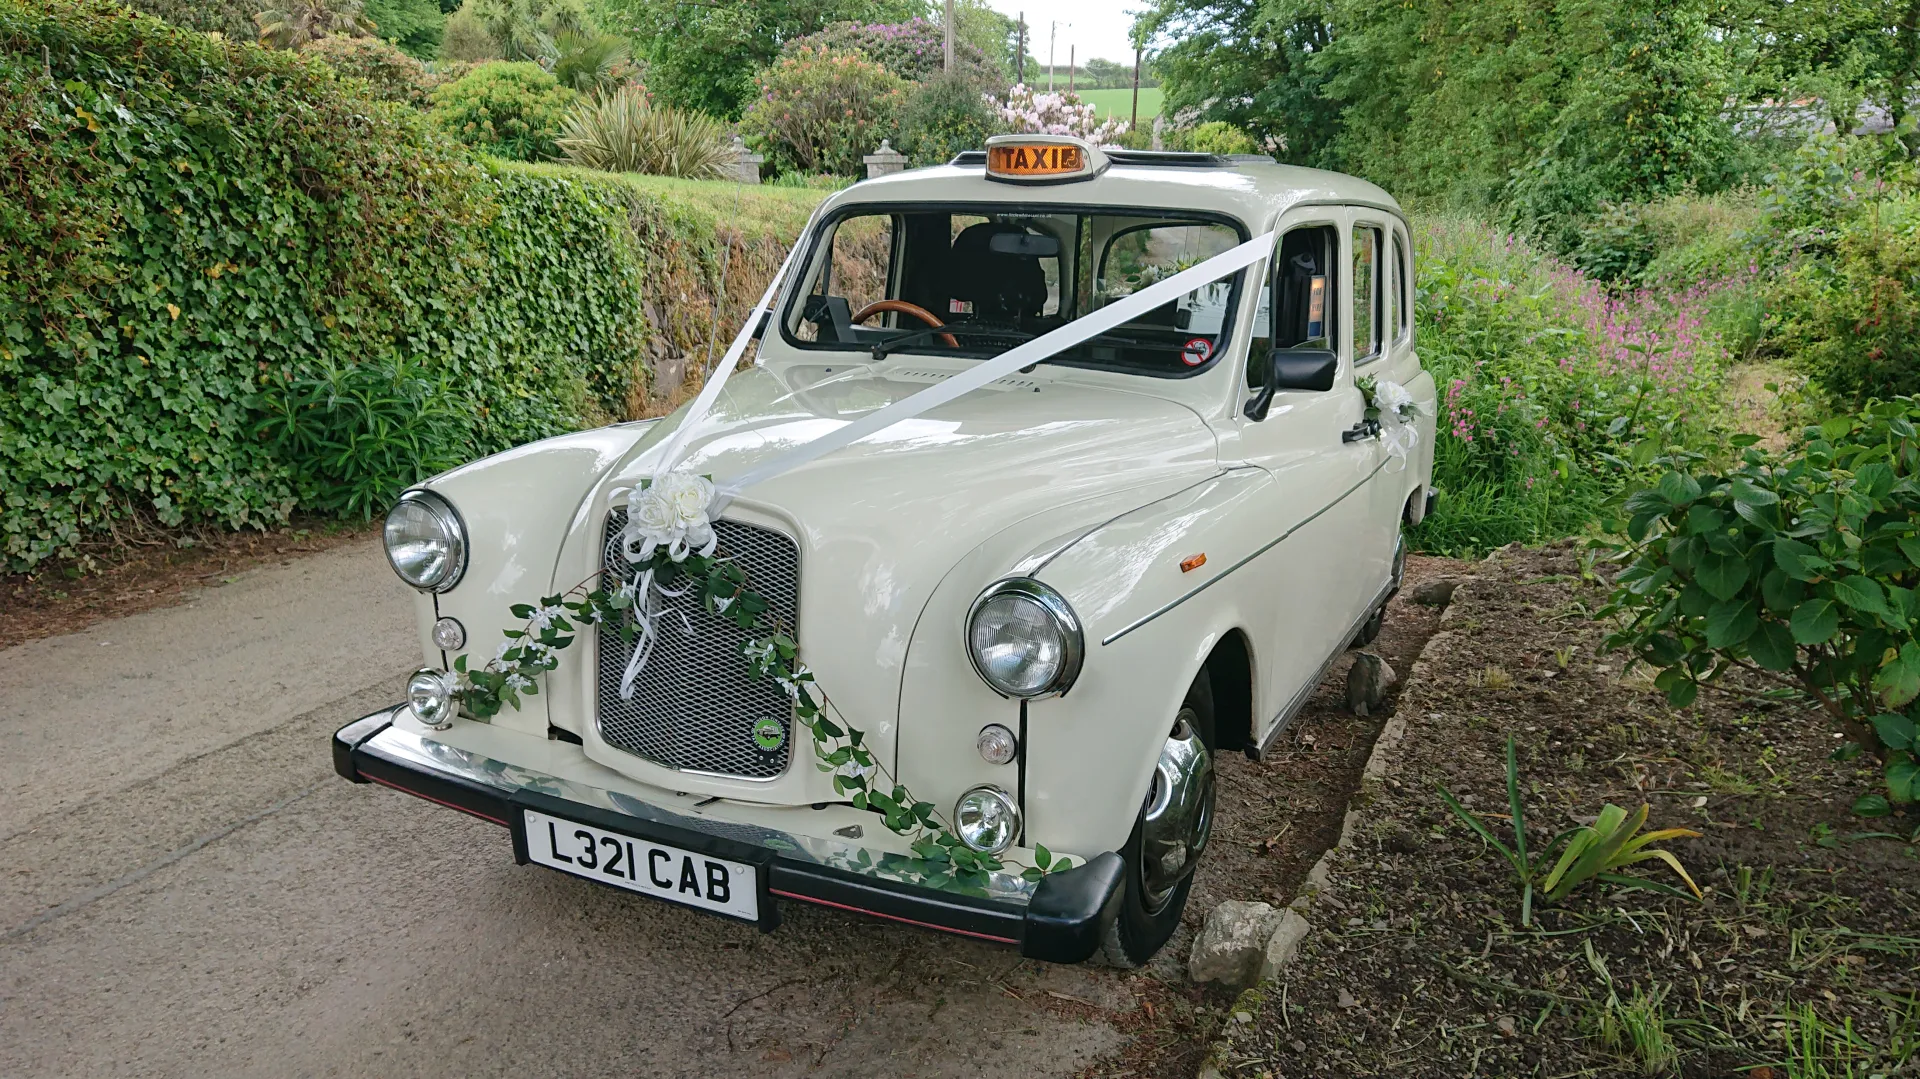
[1341,419,1380,443]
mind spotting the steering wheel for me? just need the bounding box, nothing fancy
[851,300,959,348]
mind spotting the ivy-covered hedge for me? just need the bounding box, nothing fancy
[0,0,821,571]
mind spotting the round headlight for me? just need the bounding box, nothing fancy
[965,579,1083,698]
[384,491,466,592]
[406,668,458,730]
[953,785,1021,854]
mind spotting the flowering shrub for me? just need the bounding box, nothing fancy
[899,72,1002,165]
[1413,216,1733,554]
[782,18,1002,89]
[429,60,578,161]
[996,83,1128,144]
[302,33,434,105]
[742,46,908,177]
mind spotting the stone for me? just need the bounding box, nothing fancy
[1346,653,1399,716]
[1411,578,1461,606]
[726,135,764,184]
[1188,900,1284,989]
[1258,909,1312,980]
[1337,988,1358,1008]
[863,138,908,178]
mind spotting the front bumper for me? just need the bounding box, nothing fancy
[333,708,1122,962]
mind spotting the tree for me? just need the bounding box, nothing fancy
[362,0,444,57]
[255,0,376,48]
[592,0,927,118]
[1082,56,1126,88]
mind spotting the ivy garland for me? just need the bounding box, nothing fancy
[452,541,1072,886]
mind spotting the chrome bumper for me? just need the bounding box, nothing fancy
[333,708,1122,961]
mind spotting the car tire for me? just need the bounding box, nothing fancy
[1098,671,1217,968]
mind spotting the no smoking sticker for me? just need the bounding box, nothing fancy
[1181,338,1213,366]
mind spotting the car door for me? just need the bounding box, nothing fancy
[1219,212,1393,736]
[1348,216,1408,595]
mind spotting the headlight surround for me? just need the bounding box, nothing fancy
[952,785,1021,854]
[384,490,467,593]
[965,579,1083,698]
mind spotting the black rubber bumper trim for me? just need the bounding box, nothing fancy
[333,714,1117,960]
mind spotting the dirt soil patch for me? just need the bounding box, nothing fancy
[1207,543,1920,1078]
[1082,555,1463,1078]
[0,518,371,650]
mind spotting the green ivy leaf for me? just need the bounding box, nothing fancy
[1790,598,1840,645]
[1875,643,1920,709]
[1772,539,1830,582]
[1695,550,1749,601]
[1869,713,1917,751]
[1746,619,1796,672]
[1832,575,1891,618]
[1852,793,1891,817]
[1705,598,1759,648]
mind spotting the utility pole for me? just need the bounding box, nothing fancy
[1131,45,1141,131]
[943,0,954,73]
[1047,21,1055,90]
[1068,45,1075,93]
[1016,13,1025,85]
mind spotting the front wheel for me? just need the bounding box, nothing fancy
[1099,672,1216,967]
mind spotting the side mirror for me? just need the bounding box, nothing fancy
[1244,348,1337,420]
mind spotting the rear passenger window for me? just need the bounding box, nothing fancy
[1390,234,1408,343]
[1352,225,1382,363]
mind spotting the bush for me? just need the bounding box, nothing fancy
[128,0,257,40]
[1,0,741,570]
[362,0,443,58]
[1411,216,1731,555]
[898,73,999,166]
[1168,120,1257,156]
[429,59,577,160]
[302,33,435,104]
[557,86,732,178]
[782,18,1003,89]
[742,46,908,177]
[1597,400,1920,812]
[440,3,498,60]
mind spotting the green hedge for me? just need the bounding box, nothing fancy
[0,0,821,571]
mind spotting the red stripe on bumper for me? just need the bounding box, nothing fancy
[770,888,1019,944]
[368,774,510,827]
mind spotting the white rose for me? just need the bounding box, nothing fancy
[1376,380,1415,415]
[631,487,677,536]
[661,471,715,527]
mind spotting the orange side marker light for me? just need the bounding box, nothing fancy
[1179,553,1207,573]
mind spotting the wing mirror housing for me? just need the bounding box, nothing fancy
[1244,348,1337,420]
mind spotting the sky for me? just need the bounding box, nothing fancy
[977,0,1148,67]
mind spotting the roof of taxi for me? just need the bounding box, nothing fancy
[818,151,1403,229]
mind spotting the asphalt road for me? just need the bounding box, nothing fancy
[0,540,1135,1078]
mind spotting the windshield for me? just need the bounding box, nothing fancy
[780,206,1249,377]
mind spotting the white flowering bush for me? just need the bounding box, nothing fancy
[994,83,1128,145]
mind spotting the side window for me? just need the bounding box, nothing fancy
[1247,224,1338,388]
[1352,225,1382,363]
[1392,232,1411,343]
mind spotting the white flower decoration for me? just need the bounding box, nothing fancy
[619,470,719,563]
[505,672,533,692]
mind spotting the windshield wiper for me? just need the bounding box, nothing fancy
[868,324,1033,361]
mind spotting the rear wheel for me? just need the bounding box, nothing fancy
[1099,672,1216,967]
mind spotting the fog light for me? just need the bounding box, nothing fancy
[976,724,1017,766]
[431,617,466,651]
[953,785,1020,854]
[406,668,458,730]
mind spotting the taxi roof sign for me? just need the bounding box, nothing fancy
[983,135,1108,184]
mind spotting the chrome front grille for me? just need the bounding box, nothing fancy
[596,511,800,779]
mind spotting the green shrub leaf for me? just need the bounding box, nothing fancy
[1772,539,1830,581]
[1790,598,1841,644]
[1868,713,1917,751]
[1705,598,1759,648]
[1694,550,1749,600]
[1874,643,1920,709]
[1832,575,1891,618]
[1746,620,1797,671]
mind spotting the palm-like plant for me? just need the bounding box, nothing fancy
[556,87,733,179]
[547,30,629,94]
[254,0,375,49]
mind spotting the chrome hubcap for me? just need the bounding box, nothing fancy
[1138,708,1214,913]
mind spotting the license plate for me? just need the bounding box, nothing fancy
[522,808,759,922]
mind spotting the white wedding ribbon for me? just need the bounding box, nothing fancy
[708,230,1278,506]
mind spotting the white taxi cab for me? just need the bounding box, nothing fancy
[334,136,1435,965]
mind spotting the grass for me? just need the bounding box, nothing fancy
[1078,86,1163,122]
